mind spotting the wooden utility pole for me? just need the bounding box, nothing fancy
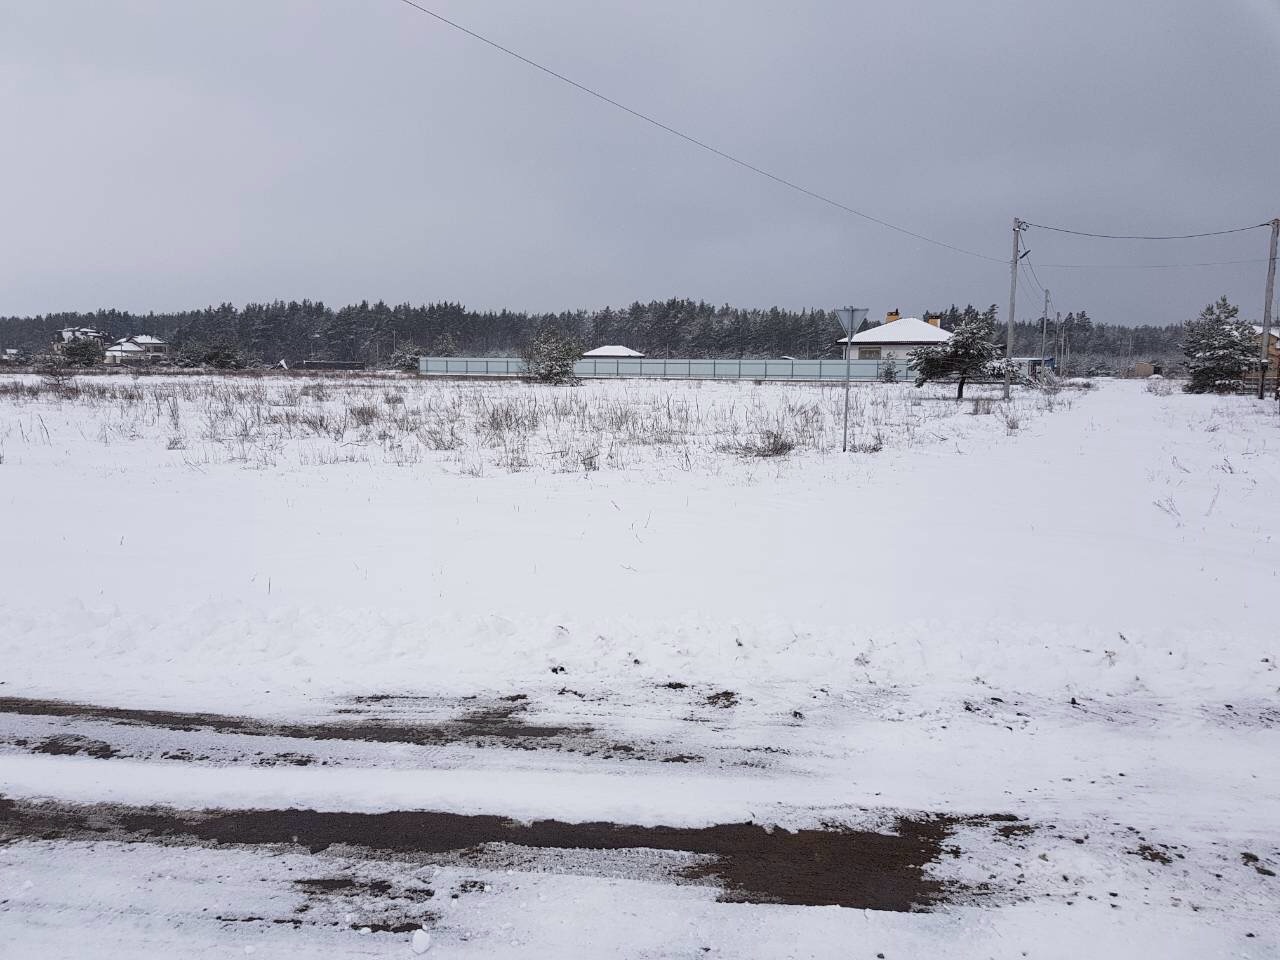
[1005,218,1023,399]
[1259,218,1279,399]
[1040,288,1050,365]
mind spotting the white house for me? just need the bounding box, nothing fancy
[583,345,645,358]
[57,326,106,343]
[53,327,106,353]
[126,334,169,353]
[104,340,146,365]
[837,314,951,360]
[105,335,170,365]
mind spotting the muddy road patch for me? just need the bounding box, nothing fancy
[0,694,702,765]
[0,796,1013,911]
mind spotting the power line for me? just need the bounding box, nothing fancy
[1020,261,1045,296]
[1023,220,1269,240]
[392,0,1006,263]
[1024,258,1048,293]
[1034,257,1270,270]
[1016,269,1038,305]
[391,1,1277,277]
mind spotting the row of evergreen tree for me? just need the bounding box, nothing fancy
[0,298,1187,372]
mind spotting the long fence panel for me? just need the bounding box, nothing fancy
[419,357,911,382]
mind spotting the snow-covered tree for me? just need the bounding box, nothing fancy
[1183,296,1257,394]
[520,328,581,384]
[911,310,1012,399]
[61,337,103,367]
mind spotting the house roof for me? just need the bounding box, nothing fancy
[1254,325,1279,340]
[113,335,165,346]
[839,316,952,345]
[583,345,645,358]
[59,327,105,341]
[106,341,145,354]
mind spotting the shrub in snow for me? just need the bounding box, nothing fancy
[34,353,76,394]
[879,358,899,383]
[911,311,1015,399]
[348,403,380,427]
[727,429,796,458]
[1036,368,1063,395]
[176,343,246,369]
[996,404,1021,433]
[1182,296,1257,394]
[520,328,581,384]
[390,345,425,372]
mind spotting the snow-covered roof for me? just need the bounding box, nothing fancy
[105,341,145,354]
[583,345,645,358]
[1254,325,1278,340]
[58,327,105,341]
[839,316,952,345]
[113,335,166,346]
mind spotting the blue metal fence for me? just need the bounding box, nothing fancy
[418,356,911,382]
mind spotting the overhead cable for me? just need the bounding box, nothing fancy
[392,0,1006,263]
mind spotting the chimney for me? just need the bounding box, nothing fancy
[885,309,900,324]
[926,314,940,327]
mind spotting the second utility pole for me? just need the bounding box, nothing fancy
[1040,287,1050,367]
[1259,218,1279,400]
[1005,218,1023,400]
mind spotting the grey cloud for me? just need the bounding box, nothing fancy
[1,0,1277,325]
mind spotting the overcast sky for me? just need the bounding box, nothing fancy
[2,0,1278,326]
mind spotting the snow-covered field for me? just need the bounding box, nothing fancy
[1,373,1277,958]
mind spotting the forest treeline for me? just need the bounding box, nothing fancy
[0,298,1186,373]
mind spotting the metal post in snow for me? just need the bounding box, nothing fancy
[835,308,868,453]
[843,355,851,452]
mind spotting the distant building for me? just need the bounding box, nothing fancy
[583,345,645,358]
[1255,325,1280,377]
[57,326,106,343]
[53,327,107,354]
[1011,356,1057,377]
[836,314,951,361]
[104,341,145,365]
[105,335,170,365]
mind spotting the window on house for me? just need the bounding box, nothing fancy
[858,347,882,360]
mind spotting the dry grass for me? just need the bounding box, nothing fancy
[0,372,1052,475]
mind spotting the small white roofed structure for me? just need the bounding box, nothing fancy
[583,345,645,358]
[842,316,952,346]
[104,341,146,364]
[836,315,952,361]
